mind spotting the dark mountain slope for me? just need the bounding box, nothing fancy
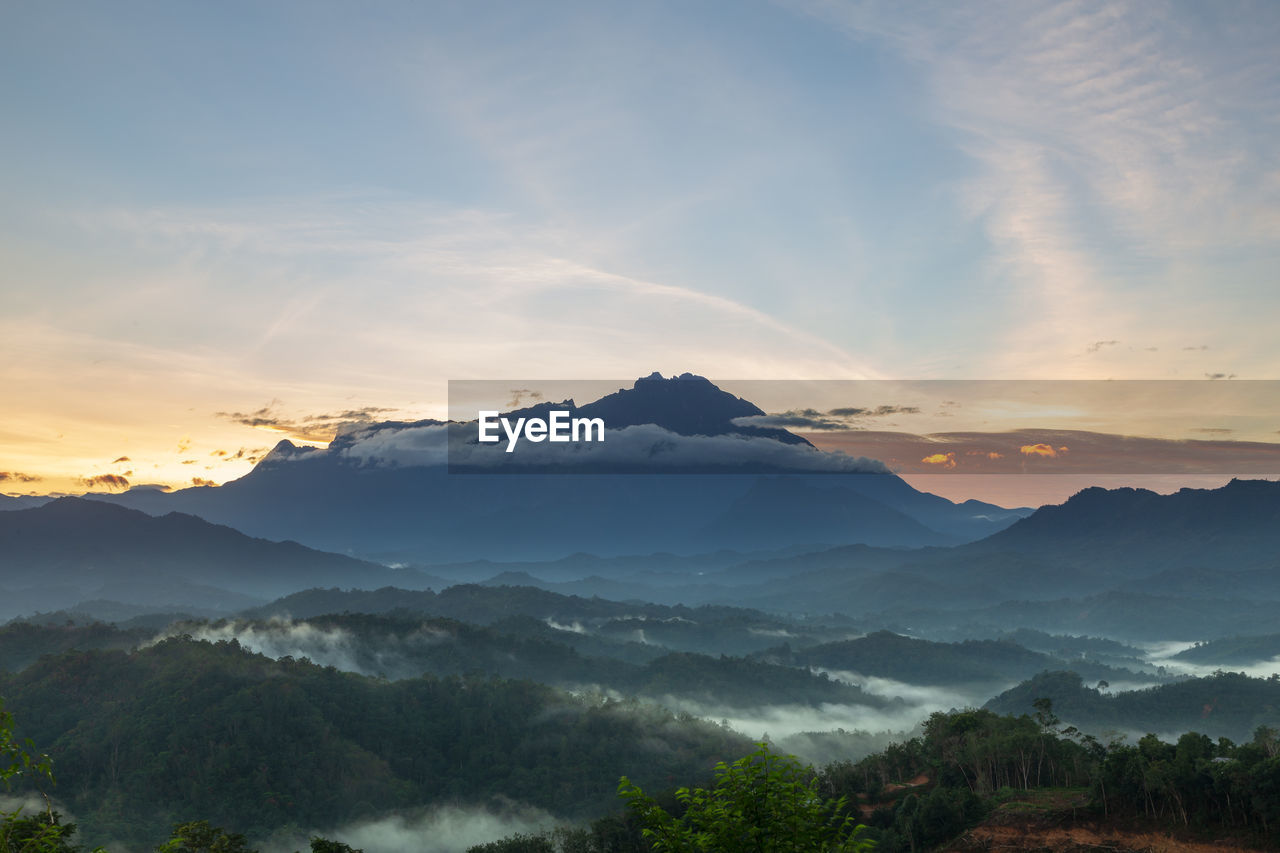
[967,478,1280,575]
[0,497,424,603]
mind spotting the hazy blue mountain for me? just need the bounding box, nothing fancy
[0,498,439,615]
[763,629,1154,689]
[0,493,48,511]
[1171,633,1280,666]
[633,478,1280,627]
[691,477,960,549]
[966,478,1280,575]
[89,374,1026,561]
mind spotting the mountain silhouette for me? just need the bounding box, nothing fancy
[87,374,1026,561]
[0,497,428,615]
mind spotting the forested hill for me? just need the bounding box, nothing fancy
[985,670,1280,742]
[154,612,887,709]
[758,630,1158,689]
[0,637,748,846]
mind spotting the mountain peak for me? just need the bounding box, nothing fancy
[573,373,811,446]
[259,439,318,466]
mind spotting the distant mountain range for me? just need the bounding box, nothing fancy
[0,497,439,618]
[967,477,1280,574]
[62,374,1029,562]
[6,475,1280,639]
[420,478,1280,641]
[5,375,1279,641]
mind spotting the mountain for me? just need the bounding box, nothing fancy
[984,670,1280,742]
[691,477,959,549]
[500,371,812,447]
[640,477,1280,629]
[966,478,1280,575]
[763,630,1155,690]
[1171,633,1280,666]
[89,374,1026,562]
[0,498,435,616]
[0,637,749,846]
[0,493,48,511]
[573,371,812,445]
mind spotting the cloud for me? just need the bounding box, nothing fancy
[453,423,891,474]
[1205,373,1237,380]
[799,2,1280,376]
[0,472,41,483]
[1086,340,1119,353]
[77,473,129,491]
[111,455,130,464]
[300,804,558,853]
[217,402,403,443]
[1190,428,1233,435]
[160,619,354,663]
[920,452,956,469]
[810,428,1280,475]
[321,420,890,474]
[1183,345,1210,351]
[210,447,269,462]
[191,477,217,487]
[127,483,173,493]
[1019,443,1060,458]
[735,405,923,432]
[827,405,920,418]
[506,389,544,409]
[732,410,847,431]
[304,407,398,423]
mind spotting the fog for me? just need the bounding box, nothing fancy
[151,617,455,679]
[816,668,1002,711]
[1154,655,1280,680]
[154,618,366,672]
[1133,640,1280,679]
[1140,640,1198,661]
[264,802,559,853]
[670,699,928,743]
[544,617,587,634]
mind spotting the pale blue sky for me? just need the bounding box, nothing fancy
[2,0,1278,491]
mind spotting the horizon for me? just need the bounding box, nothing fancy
[10,371,1279,509]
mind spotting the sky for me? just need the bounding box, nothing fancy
[2,1,1278,500]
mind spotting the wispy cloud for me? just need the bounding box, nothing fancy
[797,0,1280,376]
[215,402,400,443]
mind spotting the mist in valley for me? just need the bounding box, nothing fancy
[263,803,560,853]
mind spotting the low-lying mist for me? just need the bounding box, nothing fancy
[262,802,559,853]
[152,617,452,679]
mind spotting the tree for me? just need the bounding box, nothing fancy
[618,743,873,852]
[156,821,253,853]
[1,698,91,853]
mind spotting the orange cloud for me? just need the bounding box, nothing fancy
[78,474,129,491]
[987,451,1003,459]
[191,477,217,487]
[921,452,956,469]
[1020,443,1058,457]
